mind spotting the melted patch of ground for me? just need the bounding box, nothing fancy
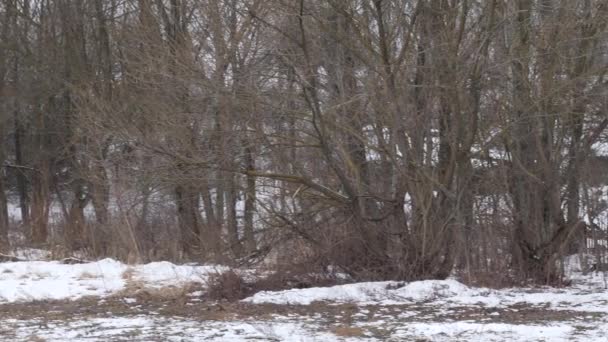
[0,294,605,341]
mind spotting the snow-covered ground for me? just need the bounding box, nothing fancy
[0,253,607,341]
[240,269,608,341]
[6,312,603,342]
[2,317,344,342]
[244,275,608,312]
[0,255,225,303]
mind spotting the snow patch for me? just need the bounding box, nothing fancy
[395,322,575,341]
[0,259,223,303]
[243,267,608,314]
[243,279,478,305]
[132,262,227,288]
[8,316,348,342]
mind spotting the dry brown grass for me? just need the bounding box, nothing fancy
[113,266,202,304]
[205,270,253,302]
[77,271,97,280]
[50,244,70,260]
[122,267,136,280]
[131,282,202,303]
[204,265,344,303]
[112,267,146,297]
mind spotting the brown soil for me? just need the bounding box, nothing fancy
[0,293,601,325]
[0,290,605,341]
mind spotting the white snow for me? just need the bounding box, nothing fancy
[4,316,349,342]
[243,255,608,313]
[0,258,224,303]
[393,322,577,342]
[130,261,227,288]
[242,279,483,305]
[1,254,608,340]
[244,279,476,305]
[0,259,126,302]
[244,274,608,313]
[3,311,608,341]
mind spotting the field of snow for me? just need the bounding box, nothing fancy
[244,275,608,313]
[2,317,344,342]
[0,252,607,341]
[0,256,225,303]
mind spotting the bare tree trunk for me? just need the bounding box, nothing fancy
[13,77,28,227]
[243,145,256,253]
[65,184,87,250]
[225,174,241,258]
[91,164,110,225]
[175,181,202,257]
[30,161,50,245]
[58,0,91,251]
[509,0,544,280]
[0,175,9,252]
[200,179,221,257]
[91,0,113,227]
[0,146,9,251]
[0,7,11,252]
[564,0,598,253]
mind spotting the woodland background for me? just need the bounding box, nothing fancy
[0,0,607,285]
